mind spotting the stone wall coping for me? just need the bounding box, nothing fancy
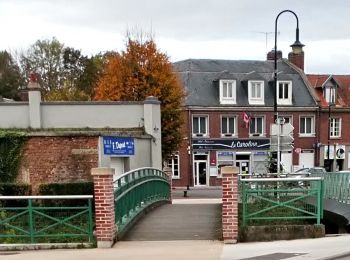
[1,129,151,138]
[41,101,144,105]
[91,167,114,176]
[221,166,239,175]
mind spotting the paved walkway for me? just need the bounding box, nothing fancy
[122,199,222,241]
[3,188,350,259]
[3,235,350,260]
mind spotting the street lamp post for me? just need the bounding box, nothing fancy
[327,87,334,171]
[274,10,304,175]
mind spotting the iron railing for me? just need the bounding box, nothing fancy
[320,171,350,204]
[0,195,94,244]
[114,167,170,234]
[240,177,324,226]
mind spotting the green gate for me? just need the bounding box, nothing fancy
[240,177,324,226]
[0,195,94,244]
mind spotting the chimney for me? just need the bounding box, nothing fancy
[267,50,282,61]
[27,72,42,128]
[288,42,305,71]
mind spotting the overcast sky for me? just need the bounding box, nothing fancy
[0,0,349,74]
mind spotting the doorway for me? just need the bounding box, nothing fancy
[110,157,125,182]
[193,154,208,186]
[236,153,251,175]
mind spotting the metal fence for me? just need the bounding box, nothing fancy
[240,177,324,226]
[0,195,94,244]
[114,167,170,234]
[321,171,350,204]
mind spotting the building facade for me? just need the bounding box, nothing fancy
[307,75,350,171]
[170,46,320,188]
[0,79,162,192]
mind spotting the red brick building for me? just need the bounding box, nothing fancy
[307,75,350,171]
[170,45,320,188]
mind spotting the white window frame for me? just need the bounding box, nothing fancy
[324,87,336,104]
[277,80,292,105]
[167,153,180,179]
[248,80,264,105]
[219,80,236,104]
[192,115,208,137]
[221,116,237,137]
[299,116,315,136]
[249,116,265,137]
[330,118,341,138]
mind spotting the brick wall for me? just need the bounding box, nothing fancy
[18,136,99,193]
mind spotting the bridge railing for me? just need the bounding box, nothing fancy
[320,171,350,204]
[113,167,171,235]
[240,177,324,226]
[0,195,94,244]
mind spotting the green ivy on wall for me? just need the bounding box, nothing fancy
[0,130,27,183]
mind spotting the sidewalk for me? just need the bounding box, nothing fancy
[3,235,350,260]
[222,234,350,260]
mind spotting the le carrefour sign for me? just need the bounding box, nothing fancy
[103,136,135,155]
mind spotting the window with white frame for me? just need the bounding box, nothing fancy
[192,115,208,137]
[330,118,341,138]
[299,116,314,136]
[324,87,336,104]
[277,81,292,105]
[249,116,264,136]
[248,80,264,104]
[167,153,180,178]
[221,116,236,136]
[220,80,236,104]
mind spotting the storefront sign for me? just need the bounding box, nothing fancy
[192,138,270,150]
[103,136,135,155]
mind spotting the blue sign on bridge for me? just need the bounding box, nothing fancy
[103,137,135,155]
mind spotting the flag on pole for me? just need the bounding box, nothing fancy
[242,112,251,128]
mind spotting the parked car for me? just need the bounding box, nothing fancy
[287,167,326,187]
[295,167,326,176]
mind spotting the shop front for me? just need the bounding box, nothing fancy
[323,144,346,171]
[192,138,270,186]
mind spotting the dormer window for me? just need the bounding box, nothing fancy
[277,81,292,105]
[219,80,236,104]
[248,80,264,105]
[324,87,336,105]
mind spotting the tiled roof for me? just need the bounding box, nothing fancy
[173,59,317,107]
[307,74,350,107]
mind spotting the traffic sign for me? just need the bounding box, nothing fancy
[270,123,294,151]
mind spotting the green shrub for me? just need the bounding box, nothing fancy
[38,182,93,195]
[0,183,31,195]
[0,131,27,183]
[38,182,94,207]
[0,183,31,207]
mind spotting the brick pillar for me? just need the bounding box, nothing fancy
[222,166,239,243]
[163,166,173,203]
[91,167,116,248]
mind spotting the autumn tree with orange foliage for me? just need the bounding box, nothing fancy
[94,38,185,159]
